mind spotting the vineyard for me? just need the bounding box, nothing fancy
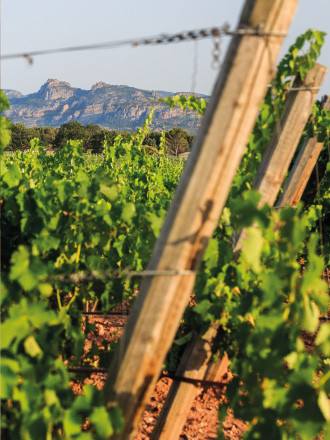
[1,2,330,440]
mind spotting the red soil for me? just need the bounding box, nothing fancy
[71,285,329,440]
[71,313,247,439]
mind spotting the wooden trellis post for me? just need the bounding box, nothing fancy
[151,66,327,440]
[252,68,328,207]
[104,1,298,438]
[233,63,327,251]
[277,95,330,207]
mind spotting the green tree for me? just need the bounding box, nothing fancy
[9,123,32,150]
[144,131,162,149]
[88,129,119,153]
[54,121,88,149]
[31,126,57,149]
[84,123,102,150]
[164,127,190,156]
[186,133,196,147]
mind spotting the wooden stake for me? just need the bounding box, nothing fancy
[252,65,328,207]
[277,95,330,207]
[234,63,328,251]
[150,327,228,440]
[104,1,298,438]
[151,71,327,440]
[150,327,220,440]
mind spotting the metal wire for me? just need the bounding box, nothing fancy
[1,25,287,63]
[83,311,129,316]
[211,35,222,70]
[191,40,199,94]
[288,87,320,92]
[161,373,227,388]
[66,367,228,388]
[49,269,198,285]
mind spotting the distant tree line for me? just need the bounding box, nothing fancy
[8,121,195,156]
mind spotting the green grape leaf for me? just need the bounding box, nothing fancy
[241,227,263,273]
[1,315,30,348]
[0,358,19,398]
[121,202,136,224]
[72,395,91,412]
[318,390,330,421]
[64,409,82,437]
[24,335,43,357]
[2,163,22,187]
[38,283,53,297]
[90,406,114,437]
[146,212,164,237]
[100,182,118,201]
[10,245,30,280]
[301,295,319,333]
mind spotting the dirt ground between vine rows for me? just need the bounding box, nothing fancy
[71,312,246,439]
[71,283,329,440]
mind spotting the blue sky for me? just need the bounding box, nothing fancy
[1,0,329,96]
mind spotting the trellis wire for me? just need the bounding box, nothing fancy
[1,24,287,63]
[67,367,228,388]
[83,311,129,316]
[191,40,199,93]
[49,269,198,285]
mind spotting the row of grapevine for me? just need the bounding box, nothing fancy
[1,112,186,438]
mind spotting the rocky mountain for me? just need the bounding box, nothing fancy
[4,79,208,133]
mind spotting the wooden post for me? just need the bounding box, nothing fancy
[151,69,327,440]
[252,66,328,207]
[150,326,221,440]
[150,326,225,440]
[233,63,328,251]
[277,95,330,207]
[104,1,298,438]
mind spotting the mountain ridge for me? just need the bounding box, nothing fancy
[4,79,208,133]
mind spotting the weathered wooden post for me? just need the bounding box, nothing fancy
[233,63,327,251]
[277,95,330,207]
[104,1,298,438]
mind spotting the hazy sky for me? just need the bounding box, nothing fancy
[1,1,330,96]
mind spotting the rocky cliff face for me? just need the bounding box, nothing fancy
[4,80,207,133]
[36,79,75,101]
